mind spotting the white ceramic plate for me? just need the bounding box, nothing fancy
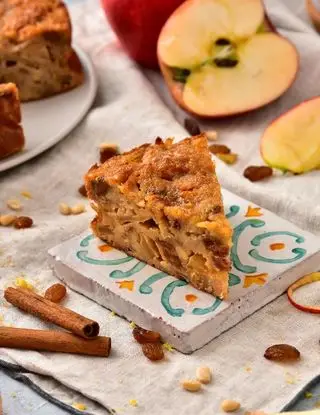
[0,45,97,173]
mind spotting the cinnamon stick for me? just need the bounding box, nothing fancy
[0,327,111,357]
[4,287,99,339]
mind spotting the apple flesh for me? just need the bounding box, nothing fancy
[261,97,320,173]
[157,0,299,117]
[100,0,185,68]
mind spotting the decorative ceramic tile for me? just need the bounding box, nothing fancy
[48,189,320,353]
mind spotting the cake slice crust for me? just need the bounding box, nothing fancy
[85,135,232,299]
[0,83,25,159]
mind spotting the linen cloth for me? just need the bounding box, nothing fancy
[0,0,319,414]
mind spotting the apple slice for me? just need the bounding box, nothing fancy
[157,0,298,117]
[261,97,320,173]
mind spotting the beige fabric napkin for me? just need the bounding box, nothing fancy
[0,0,319,414]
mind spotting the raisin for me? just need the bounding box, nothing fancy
[243,166,273,182]
[78,184,87,197]
[142,342,164,361]
[184,117,201,136]
[93,179,109,196]
[133,327,161,344]
[209,144,231,155]
[209,205,222,215]
[14,216,33,229]
[264,344,300,361]
[99,145,118,163]
[155,137,164,145]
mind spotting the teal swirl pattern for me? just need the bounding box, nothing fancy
[231,219,265,273]
[249,247,306,264]
[192,298,222,315]
[226,205,240,219]
[249,231,306,264]
[110,262,146,279]
[251,231,305,246]
[139,272,168,294]
[76,250,134,266]
[161,280,188,317]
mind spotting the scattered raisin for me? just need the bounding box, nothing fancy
[209,144,231,155]
[99,144,118,163]
[217,153,238,164]
[184,117,201,136]
[264,344,300,361]
[142,342,164,361]
[14,216,33,229]
[133,326,161,344]
[243,165,273,182]
[155,137,164,145]
[78,184,87,197]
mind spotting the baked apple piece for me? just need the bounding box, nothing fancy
[157,0,299,117]
[261,97,320,173]
[85,134,233,299]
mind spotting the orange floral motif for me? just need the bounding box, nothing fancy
[98,244,113,252]
[269,243,285,251]
[245,206,263,217]
[116,280,134,291]
[243,273,268,288]
[185,294,198,303]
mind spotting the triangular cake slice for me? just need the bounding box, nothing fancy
[85,134,232,299]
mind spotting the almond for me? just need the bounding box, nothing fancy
[221,400,241,412]
[181,379,202,392]
[44,283,67,303]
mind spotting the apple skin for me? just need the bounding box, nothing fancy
[157,0,298,119]
[261,97,320,173]
[100,0,186,68]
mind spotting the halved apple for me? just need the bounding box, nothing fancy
[157,0,299,117]
[261,97,320,173]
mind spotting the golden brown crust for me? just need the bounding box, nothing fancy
[0,82,21,123]
[86,135,226,226]
[0,0,71,44]
[0,82,25,159]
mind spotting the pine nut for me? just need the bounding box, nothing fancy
[0,215,16,226]
[59,203,71,215]
[71,204,86,215]
[181,379,201,392]
[221,400,241,412]
[196,366,212,384]
[7,199,22,211]
[205,130,218,141]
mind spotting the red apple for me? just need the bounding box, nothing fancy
[157,0,299,118]
[100,0,186,68]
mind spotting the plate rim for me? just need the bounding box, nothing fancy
[0,44,97,173]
